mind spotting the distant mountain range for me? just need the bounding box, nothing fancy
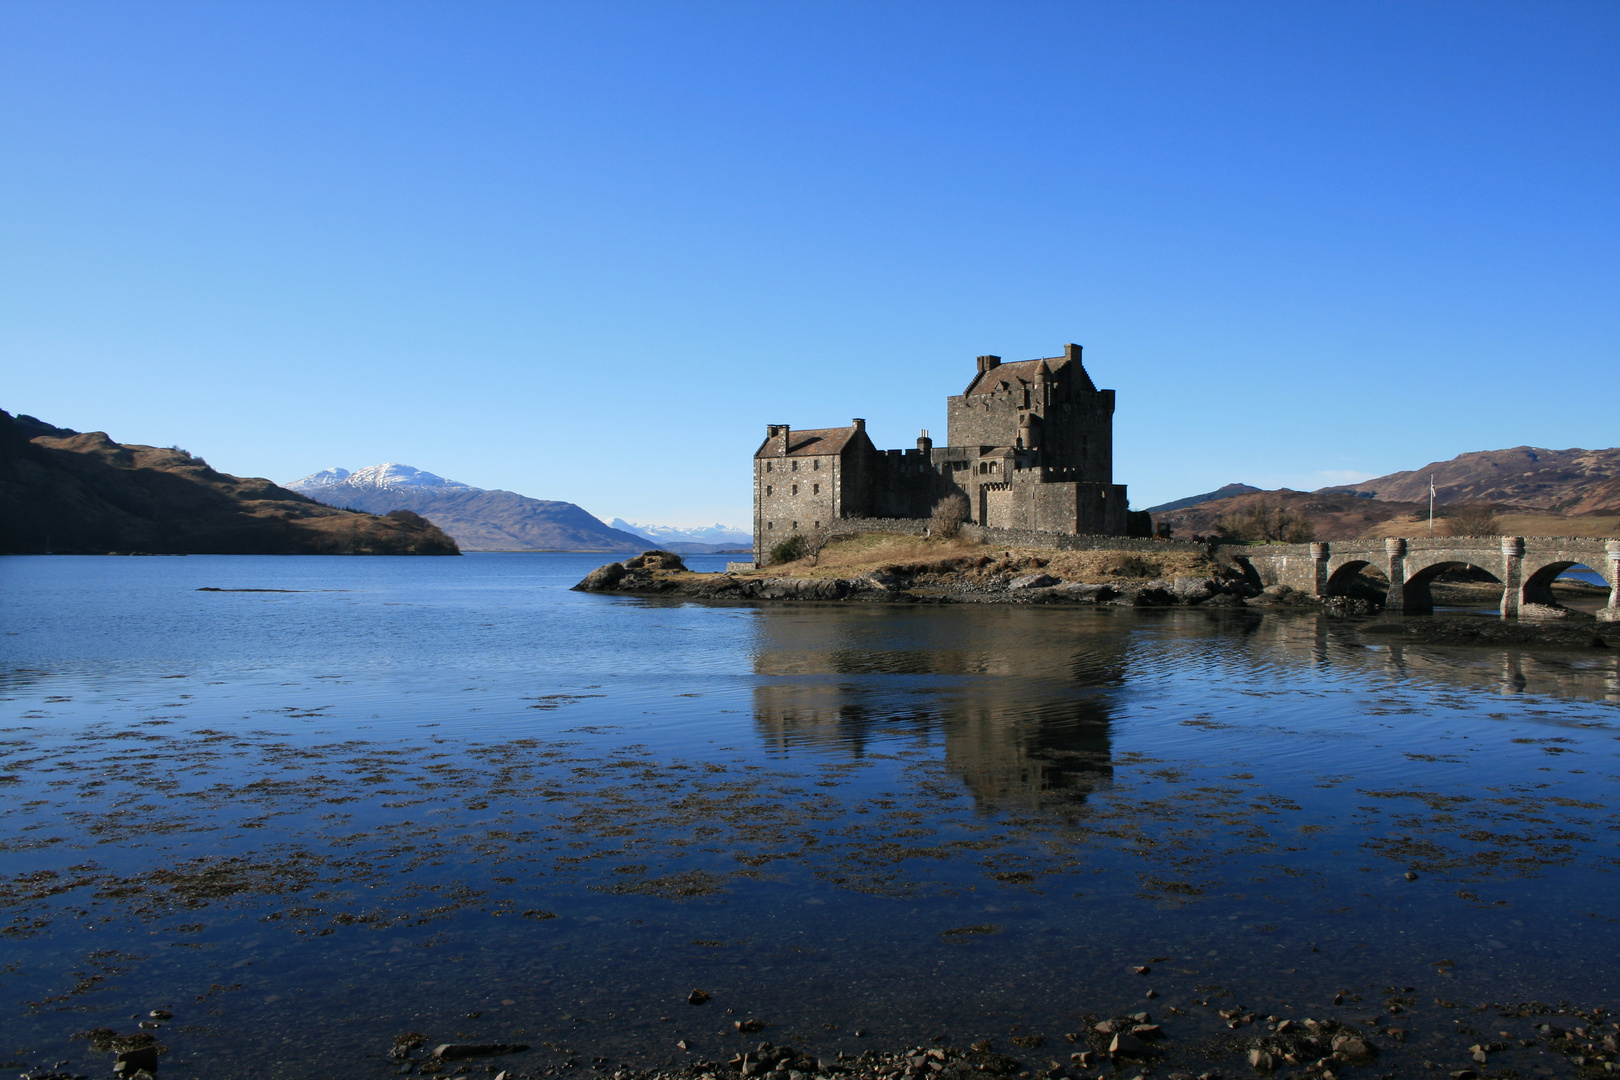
[287,464,653,552]
[0,413,458,555]
[607,519,753,552]
[1151,446,1620,539]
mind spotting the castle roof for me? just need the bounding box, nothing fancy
[962,353,1095,396]
[754,425,862,458]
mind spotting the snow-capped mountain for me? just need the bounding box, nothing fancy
[289,463,482,495]
[608,519,752,548]
[285,464,645,552]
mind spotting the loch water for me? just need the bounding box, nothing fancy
[1,553,1616,1078]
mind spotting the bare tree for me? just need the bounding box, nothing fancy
[1443,504,1501,536]
[929,494,970,539]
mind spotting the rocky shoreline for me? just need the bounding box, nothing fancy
[573,551,1373,614]
[34,997,1618,1080]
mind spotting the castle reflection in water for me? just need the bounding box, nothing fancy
[746,604,1131,820]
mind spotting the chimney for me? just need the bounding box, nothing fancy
[976,354,1001,374]
[852,418,866,434]
[1063,343,1082,364]
[917,428,932,453]
[780,424,790,456]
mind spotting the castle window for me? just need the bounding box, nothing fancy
[791,460,799,471]
[767,521,773,530]
[766,485,772,496]
[792,521,798,530]
[813,459,820,470]
[766,461,773,473]
[792,484,798,495]
[812,483,819,494]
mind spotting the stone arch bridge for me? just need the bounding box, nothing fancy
[1234,537,1620,618]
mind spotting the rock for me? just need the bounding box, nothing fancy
[1108,1032,1148,1058]
[677,1040,690,1051]
[735,1019,766,1034]
[1248,1048,1275,1072]
[1131,965,1151,975]
[1262,584,1293,597]
[1203,592,1247,607]
[1404,871,1418,881]
[1145,988,1159,999]
[112,1048,158,1073]
[1448,1071,1477,1080]
[577,562,627,591]
[689,989,712,1005]
[1009,573,1059,590]
[1094,1021,1117,1035]
[1131,1025,1161,1039]
[1069,1051,1094,1068]
[1330,1036,1373,1059]
[431,1043,531,1060]
[1172,578,1214,603]
[1052,582,1117,603]
[625,550,687,571]
[1520,602,1574,620]
[148,1009,172,1020]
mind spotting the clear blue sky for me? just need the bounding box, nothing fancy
[3,2,1615,526]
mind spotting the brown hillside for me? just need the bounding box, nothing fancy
[1345,446,1620,513]
[1155,487,1619,542]
[0,410,459,555]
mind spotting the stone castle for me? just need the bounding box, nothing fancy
[753,344,1135,562]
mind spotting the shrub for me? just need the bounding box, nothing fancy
[768,534,808,565]
[385,509,429,528]
[1443,504,1500,536]
[930,494,970,539]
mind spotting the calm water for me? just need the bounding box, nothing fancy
[1,554,1617,1078]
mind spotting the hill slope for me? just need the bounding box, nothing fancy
[0,411,459,555]
[1144,483,1262,515]
[1344,446,1620,514]
[1147,446,1620,541]
[288,465,650,552]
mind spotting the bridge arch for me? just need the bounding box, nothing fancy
[1401,560,1503,613]
[1325,560,1387,601]
[1522,559,1612,609]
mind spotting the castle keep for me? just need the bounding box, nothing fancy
[753,344,1132,562]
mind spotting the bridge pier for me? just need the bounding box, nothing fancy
[1602,540,1620,623]
[1384,538,1406,612]
[1309,542,1329,597]
[1499,536,1524,618]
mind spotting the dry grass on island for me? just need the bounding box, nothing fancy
[738,531,1218,587]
